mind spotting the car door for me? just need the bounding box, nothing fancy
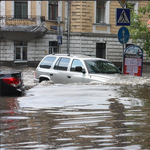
[36,56,57,81]
[67,59,89,83]
[50,57,70,84]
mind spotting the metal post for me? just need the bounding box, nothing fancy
[0,1,1,95]
[67,1,70,54]
[0,1,2,69]
[57,16,61,53]
[122,29,125,74]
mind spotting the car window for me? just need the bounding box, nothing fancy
[70,59,84,72]
[84,60,120,74]
[40,56,56,69]
[54,57,70,71]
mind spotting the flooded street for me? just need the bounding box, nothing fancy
[1,67,150,149]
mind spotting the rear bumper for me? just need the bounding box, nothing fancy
[0,83,25,96]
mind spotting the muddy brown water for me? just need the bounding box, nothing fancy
[1,82,150,150]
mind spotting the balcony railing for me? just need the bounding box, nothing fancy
[0,15,45,26]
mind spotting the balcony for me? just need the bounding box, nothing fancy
[0,15,47,41]
[0,15,45,26]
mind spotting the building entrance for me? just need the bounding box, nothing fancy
[96,43,106,59]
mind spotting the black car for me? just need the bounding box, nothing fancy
[0,70,25,96]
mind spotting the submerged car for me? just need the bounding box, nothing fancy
[0,70,25,96]
[34,54,121,84]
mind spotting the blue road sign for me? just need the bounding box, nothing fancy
[118,27,130,44]
[116,8,130,26]
[57,35,62,45]
[50,26,58,30]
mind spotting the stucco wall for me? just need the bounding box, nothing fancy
[0,31,149,63]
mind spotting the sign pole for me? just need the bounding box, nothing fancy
[57,17,61,53]
[122,29,125,74]
[118,27,129,74]
[117,1,130,74]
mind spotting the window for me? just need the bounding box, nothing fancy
[40,57,56,69]
[70,59,84,72]
[93,1,110,33]
[14,41,27,61]
[49,41,58,54]
[84,60,120,74]
[48,1,58,20]
[54,57,70,71]
[14,1,28,19]
[96,1,105,23]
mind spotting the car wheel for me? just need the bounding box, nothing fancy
[39,77,49,83]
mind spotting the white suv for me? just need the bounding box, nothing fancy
[34,54,121,84]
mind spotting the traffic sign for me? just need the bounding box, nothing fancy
[118,27,130,44]
[50,26,58,30]
[57,35,62,45]
[116,8,130,26]
[118,1,127,8]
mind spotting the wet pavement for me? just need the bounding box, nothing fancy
[0,67,150,149]
[1,83,150,149]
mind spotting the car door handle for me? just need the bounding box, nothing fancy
[50,74,53,76]
[67,76,71,78]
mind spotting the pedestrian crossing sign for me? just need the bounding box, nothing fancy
[116,8,130,26]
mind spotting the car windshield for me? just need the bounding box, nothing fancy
[84,60,120,74]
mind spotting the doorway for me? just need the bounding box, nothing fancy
[96,43,106,59]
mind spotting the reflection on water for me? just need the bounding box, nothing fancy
[1,84,150,150]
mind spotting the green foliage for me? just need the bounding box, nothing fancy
[127,2,150,58]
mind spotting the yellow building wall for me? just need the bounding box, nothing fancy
[5,1,11,16]
[4,1,150,33]
[31,1,36,16]
[70,1,150,34]
[70,1,94,33]
[107,1,149,34]
[81,1,94,33]
[62,1,66,23]
[110,1,122,34]
[5,1,36,26]
[139,1,149,25]
[41,1,46,18]
[70,1,81,32]
[43,1,65,31]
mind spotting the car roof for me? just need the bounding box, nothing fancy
[45,53,108,61]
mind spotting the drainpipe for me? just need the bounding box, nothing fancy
[0,1,1,67]
[67,1,71,54]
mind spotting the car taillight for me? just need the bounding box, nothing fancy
[3,77,21,87]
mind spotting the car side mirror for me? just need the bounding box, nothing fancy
[75,66,86,74]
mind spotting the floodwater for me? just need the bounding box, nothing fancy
[1,67,150,150]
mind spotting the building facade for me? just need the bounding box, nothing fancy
[0,1,149,71]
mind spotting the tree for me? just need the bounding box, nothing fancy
[127,2,150,58]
